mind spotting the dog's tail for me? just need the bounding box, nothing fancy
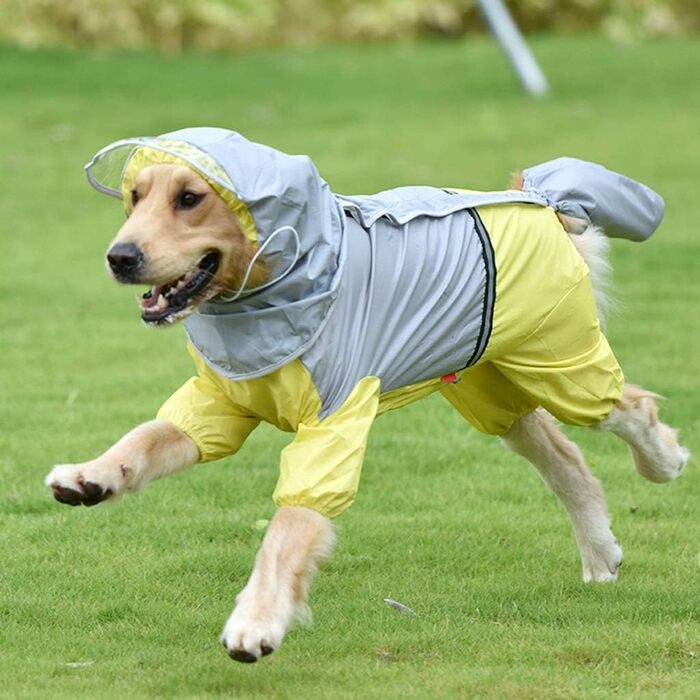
[512,171,613,326]
[561,217,613,327]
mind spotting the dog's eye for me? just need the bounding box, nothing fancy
[177,191,204,209]
[131,190,139,207]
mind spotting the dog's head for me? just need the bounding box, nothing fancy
[105,162,267,326]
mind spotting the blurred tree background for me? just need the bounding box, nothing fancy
[0,0,698,53]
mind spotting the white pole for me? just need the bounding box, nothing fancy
[476,0,550,96]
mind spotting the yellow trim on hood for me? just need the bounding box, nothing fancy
[121,145,258,247]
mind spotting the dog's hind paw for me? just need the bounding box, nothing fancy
[581,539,623,583]
[676,445,691,475]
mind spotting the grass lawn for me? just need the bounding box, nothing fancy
[0,35,698,699]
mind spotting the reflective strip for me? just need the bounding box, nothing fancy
[465,209,496,367]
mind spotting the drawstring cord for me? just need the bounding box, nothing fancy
[216,225,301,303]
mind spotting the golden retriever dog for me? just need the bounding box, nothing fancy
[46,132,689,663]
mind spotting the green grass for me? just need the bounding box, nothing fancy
[0,36,698,698]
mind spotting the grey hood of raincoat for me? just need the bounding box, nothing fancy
[85,127,347,379]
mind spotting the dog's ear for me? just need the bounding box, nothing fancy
[510,171,524,191]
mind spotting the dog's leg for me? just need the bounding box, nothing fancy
[597,384,690,483]
[503,410,623,582]
[45,420,199,506]
[221,505,334,663]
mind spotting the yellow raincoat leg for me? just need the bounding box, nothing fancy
[441,362,538,436]
[441,204,624,433]
[157,345,382,520]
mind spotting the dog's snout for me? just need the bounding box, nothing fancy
[107,243,144,278]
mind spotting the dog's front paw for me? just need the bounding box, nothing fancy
[45,460,131,507]
[220,607,288,663]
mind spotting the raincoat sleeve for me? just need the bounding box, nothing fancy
[273,377,381,519]
[156,370,260,463]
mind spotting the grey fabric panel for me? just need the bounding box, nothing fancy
[522,157,664,242]
[339,186,547,228]
[184,281,342,380]
[303,210,489,420]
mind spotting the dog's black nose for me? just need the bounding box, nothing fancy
[107,243,143,277]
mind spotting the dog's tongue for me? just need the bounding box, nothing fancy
[140,287,160,309]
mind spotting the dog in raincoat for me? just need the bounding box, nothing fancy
[46,128,689,662]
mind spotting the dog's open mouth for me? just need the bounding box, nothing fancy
[139,251,220,325]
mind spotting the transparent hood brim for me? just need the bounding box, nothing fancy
[84,137,259,246]
[84,138,236,201]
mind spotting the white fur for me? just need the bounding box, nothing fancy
[45,461,129,498]
[503,410,623,583]
[220,583,292,662]
[566,222,614,328]
[220,507,335,662]
[45,420,199,504]
[599,392,690,483]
